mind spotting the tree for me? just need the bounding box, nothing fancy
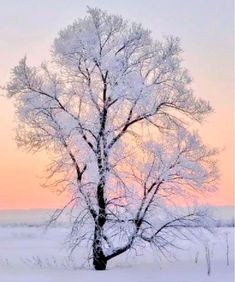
[6,8,218,270]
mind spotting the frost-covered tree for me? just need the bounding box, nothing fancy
[7,8,218,270]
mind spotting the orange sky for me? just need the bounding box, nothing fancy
[0,0,233,209]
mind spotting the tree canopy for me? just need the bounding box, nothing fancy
[7,8,218,270]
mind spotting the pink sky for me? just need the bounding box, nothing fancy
[0,0,233,209]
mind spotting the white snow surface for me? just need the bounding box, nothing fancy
[0,211,233,282]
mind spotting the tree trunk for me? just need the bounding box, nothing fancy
[93,225,107,270]
[93,249,107,270]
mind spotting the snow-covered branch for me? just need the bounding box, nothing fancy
[6,7,218,270]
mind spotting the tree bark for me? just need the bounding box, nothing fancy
[93,225,107,270]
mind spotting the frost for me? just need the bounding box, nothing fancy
[6,7,218,270]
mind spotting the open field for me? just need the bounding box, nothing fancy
[0,213,233,282]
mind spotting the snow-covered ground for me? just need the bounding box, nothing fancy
[0,210,234,282]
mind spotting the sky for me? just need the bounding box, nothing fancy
[0,0,233,209]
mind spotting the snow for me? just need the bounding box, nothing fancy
[6,8,220,265]
[1,261,233,282]
[4,8,232,281]
[0,217,233,281]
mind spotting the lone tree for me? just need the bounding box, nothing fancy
[7,8,217,270]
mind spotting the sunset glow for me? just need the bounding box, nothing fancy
[0,0,233,209]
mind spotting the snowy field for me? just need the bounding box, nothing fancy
[0,210,234,282]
